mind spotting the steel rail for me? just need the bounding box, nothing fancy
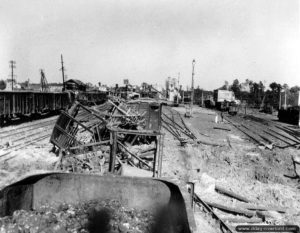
[0,118,56,135]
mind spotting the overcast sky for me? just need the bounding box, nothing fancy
[0,0,299,90]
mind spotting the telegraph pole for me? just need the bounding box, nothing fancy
[177,72,180,104]
[191,59,195,110]
[60,54,66,91]
[9,60,16,90]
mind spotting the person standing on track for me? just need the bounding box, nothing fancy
[220,111,224,123]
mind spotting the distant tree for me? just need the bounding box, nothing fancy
[253,82,260,106]
[0,80,6,90]
[257,81,265,104]
[24,80,30,88]
[269,82,279,92]
[290,85,300,94]
[269,82,282,109]
[220,81,229,90]
[258,81,265,92]
[230,79,241,99]
[285,85,300,107]
[282,83,289,91]
[243,80,265,107]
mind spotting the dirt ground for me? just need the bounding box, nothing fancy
[0,106,300,232]
[162,106,300,230]
[0,120,57,189]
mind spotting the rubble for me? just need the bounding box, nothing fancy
[0,199,156,233]
[2,96,300,232]
[50,98,163,177]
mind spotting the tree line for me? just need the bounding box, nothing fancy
[220,79,300,109]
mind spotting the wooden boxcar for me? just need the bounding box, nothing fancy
[0,91,71,124]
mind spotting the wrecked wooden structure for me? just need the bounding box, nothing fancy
[50,98,163,177]
[108,126,163,177]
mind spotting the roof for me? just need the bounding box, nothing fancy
[65,79,86,86]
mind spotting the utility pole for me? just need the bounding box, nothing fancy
[9,60,16,91]
[191,59,196,110]
[177,72,180,104]
[60,54,66,91]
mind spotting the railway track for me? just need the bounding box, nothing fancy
[0,117,57,136]
[193,193,234,233]
[0,133,51,162]
[224,113,300,149]
[162,106,197,144]
[0,116,58,161]
[0,120,55,140]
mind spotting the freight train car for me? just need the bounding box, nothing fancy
[278,90,300,126]
[0,91,72,126]
[213,90,239,115]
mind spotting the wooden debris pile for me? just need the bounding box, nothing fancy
[107,127,163,178]
[106,100,146,129]
[50,98,163,176]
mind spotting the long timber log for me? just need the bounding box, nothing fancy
[215,185,251,203]
[204,200,256,218]
[237,203,286,213]
[213,126,231,131]
[220,216,262,224]
[195,139,226,147]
